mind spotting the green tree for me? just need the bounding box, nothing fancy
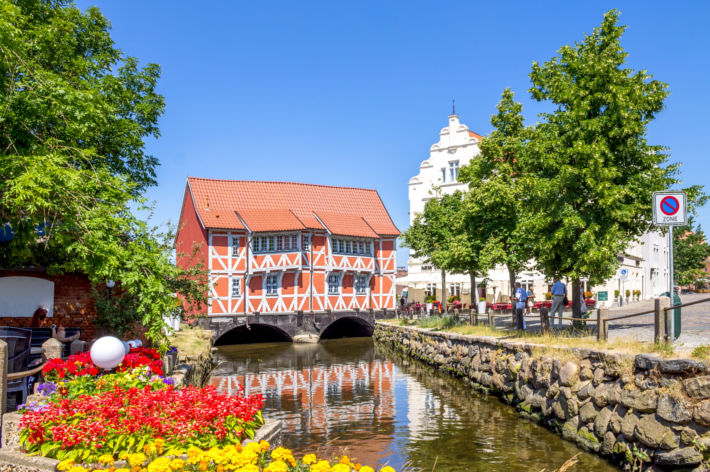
[402,195,460,313]
[522,10,677,315]
[0,0,206,347]
[459,88,531,303]
[673,222,710,288]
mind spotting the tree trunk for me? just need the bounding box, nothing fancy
[508,267,516,305]
[572,278,582,318]
[441,269,447,314]
[470,271,477,312]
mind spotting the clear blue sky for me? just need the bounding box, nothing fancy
[76,0,710,265]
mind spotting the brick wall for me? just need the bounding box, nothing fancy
[0,269,99,340]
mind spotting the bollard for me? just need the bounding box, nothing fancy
[487,310,493,327]
[0,339,7,415]
[540,307,549,334]
[41,338,63,362]
[597,308,608,342]
[70,339,86,356]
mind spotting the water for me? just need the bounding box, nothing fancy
[211,338,617,471]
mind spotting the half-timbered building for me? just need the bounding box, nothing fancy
[176,178,399,317]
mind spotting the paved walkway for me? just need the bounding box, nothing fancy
[605,293,710,351]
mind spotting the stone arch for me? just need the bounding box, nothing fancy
[214,323,294,346]
[319,316,374,340]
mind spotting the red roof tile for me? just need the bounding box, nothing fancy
[187,178,400,237]
[314,212,379,238]
[237,209,306,233]
[468,130,483,141]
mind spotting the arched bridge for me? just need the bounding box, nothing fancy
[203,310,391,346]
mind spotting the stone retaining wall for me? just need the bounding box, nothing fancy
[375,323,710,471]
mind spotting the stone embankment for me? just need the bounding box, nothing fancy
[375,323,710,471]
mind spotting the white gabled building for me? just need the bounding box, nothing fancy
[404,113,670,307]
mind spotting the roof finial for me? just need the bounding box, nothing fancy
[452,99,456,116]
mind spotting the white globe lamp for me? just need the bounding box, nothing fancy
[90,336,126,370]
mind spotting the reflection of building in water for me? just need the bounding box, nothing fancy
[405,380,457,438]
[211,360,395,454]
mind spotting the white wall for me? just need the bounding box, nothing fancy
[0,276,54,317]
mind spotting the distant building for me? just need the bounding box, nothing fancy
[176,178,399,316]
[404,113,670,306]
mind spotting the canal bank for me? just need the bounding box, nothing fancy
[374,322,710,471]
[211,337,617,471]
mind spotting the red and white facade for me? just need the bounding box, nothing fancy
[176,178,399,316]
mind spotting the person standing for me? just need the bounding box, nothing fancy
[514,282,527,330]
[549,278,567,328]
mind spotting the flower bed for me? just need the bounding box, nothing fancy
[54,440,396,472]
[42,347,164,382]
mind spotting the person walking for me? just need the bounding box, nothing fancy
[514,282,527,330]
[526,287,534,315]
[549,278,567,328]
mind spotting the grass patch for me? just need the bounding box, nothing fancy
[167,325,212,359]
[692,345,710,360]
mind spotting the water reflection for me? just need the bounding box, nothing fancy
[212,339,617,471]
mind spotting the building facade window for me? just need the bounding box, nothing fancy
[265,274,279,296]
[355,275,368,295]
[231,236,239,257]
[253,234,299,253]
[328,273,341,294]
[302,234,311,251]
[449,161,459,182]
[231,277,240,298]
[441,168,446,182]
[332,238,371,255]
[425,283,437,299]
[448,283,461,297]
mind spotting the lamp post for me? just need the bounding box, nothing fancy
[106,279,115,300]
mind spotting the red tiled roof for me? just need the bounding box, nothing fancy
[187,178,400,237]
[468,130,483,141]
[237,209,306,233]
[314,212,379,238]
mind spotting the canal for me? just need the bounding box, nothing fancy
[211,337,617,471]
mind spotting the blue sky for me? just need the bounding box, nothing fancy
[76,0,710,265]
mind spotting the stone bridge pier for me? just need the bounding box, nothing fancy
[205,310,389,346]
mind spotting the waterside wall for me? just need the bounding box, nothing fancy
[375,322,710,471]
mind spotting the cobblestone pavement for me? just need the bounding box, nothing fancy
[605,293,710,351]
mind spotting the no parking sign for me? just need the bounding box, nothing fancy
[653,192,687,226]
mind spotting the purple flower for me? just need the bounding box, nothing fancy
[37,382,57,396]
[162,377,175,385]
[168,346,178,353]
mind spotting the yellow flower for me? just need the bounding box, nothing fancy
[332,464,350,472]
[127,453,147,467]
[302,454,317,465]
[264,460,288,472]
[115,469,130,472]
[57,460,74,471]
[360,467,374,472]
[143,443,157,455]
[169,459,185,471]
[147,457,172,472]
[234,465,259,472]
[309,460,332,472]
[99,454,115,465]
[154,438,165,454]
[380,467,396,472]
[67,466,88,472]
[258,440,270,453]
[340,456,350,465]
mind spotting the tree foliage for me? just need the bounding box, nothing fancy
[0,0,206,347]
[520,10,677,286]
[459,88,532,296]
[673,222,710,288]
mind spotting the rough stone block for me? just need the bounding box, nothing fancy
[621,410,640,440]
[656,394,692,425]
[658,358,705,375]
[635,354,661,371]
[653,447,703,467]
[634,414,676,449]
[579,401,599,423]
[559,361,579,387]
[594,406,613,437]
[684,376,710,399]
[693,399,710,426]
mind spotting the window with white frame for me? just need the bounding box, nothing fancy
[231,236,239,257]
[355,274,368,295]
[328,273,341,294]
[425,283,437,299]
[332,238,371,256]
[303,234,311,251]
[448,283,461,297]
[265,274,279,296]
[231,277,240,298]
[441,168,446,182]
[252,234,300,253]
[449,161,460,182]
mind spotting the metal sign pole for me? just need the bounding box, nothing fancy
[669,227,675,341]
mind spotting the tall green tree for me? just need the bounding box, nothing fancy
[402,195,460,313]
[0,0,206,346]
[459,88,531,303]
[521,10,677,315]
[673,222,710,288]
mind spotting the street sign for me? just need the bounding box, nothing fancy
[653,192,687,226]
[598,291,608,301]
[620,268,628,282]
